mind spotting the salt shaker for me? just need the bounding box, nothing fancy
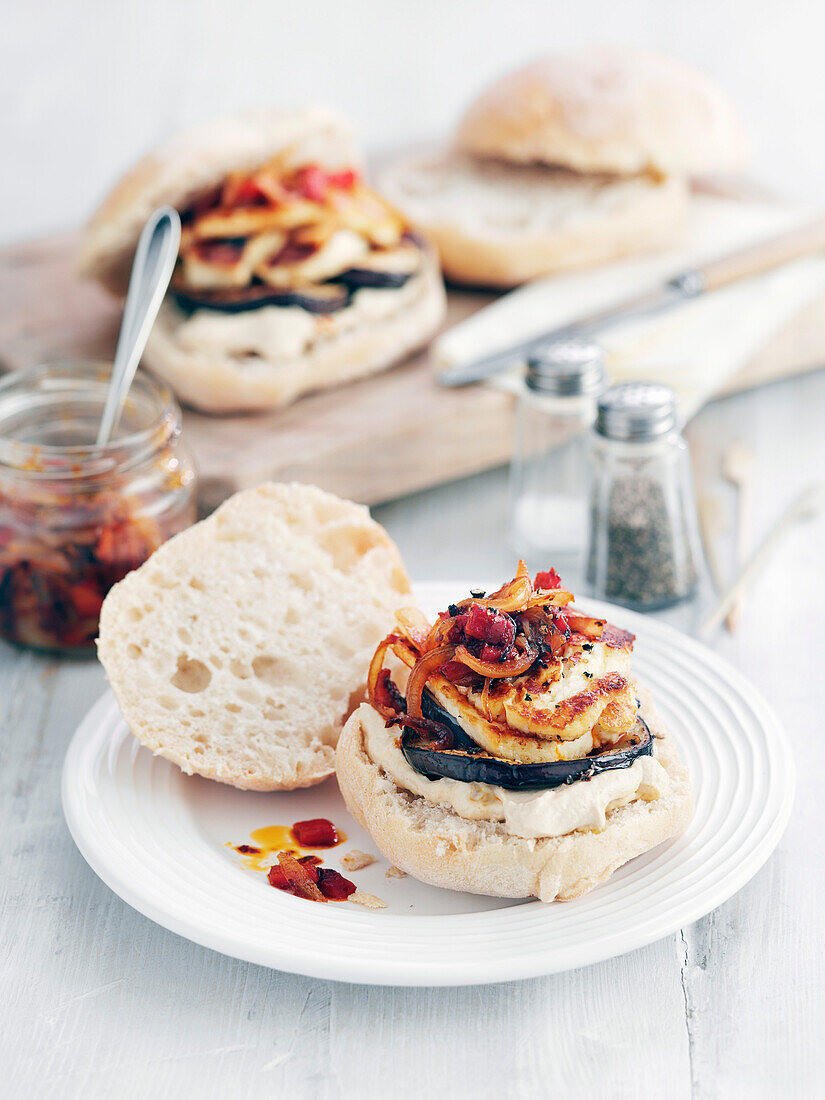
[586,383,702,610]
[509,340,607,572]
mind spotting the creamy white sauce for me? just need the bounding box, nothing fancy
[360,704,669,840]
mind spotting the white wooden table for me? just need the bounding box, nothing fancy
[3,372,823,1099]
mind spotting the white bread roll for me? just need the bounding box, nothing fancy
[97,483,410,791]
[80,106,360,296]
[380,153,687,288]
[335,690,693,902]
[141,246,445,413]
[456,47,749,177]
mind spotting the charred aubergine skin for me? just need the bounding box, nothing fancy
[401,691,653,791]
[172,283,352,315]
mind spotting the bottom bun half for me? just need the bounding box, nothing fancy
[380,154,688,288]
[335,689,693,902]
[142,249,446,413]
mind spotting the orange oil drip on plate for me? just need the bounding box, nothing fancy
[231,823,346,873]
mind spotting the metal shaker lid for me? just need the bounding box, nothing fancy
[595,383,679,440]
[526,340,607,396]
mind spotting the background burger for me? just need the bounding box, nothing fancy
[80,107,446,413]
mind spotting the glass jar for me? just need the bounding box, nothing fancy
[509,340,607,573]
[586,383,702,610]
[0,362,197,652]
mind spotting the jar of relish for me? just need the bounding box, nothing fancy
[0,362,197,652]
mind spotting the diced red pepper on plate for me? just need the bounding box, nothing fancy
[292,818,339,848]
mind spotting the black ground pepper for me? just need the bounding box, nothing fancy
[587,474,698,608]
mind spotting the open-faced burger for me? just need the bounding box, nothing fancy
[336,563,693,902]
[80,107,446,412]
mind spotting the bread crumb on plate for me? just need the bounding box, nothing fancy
[348,891,387,910]
[342,850,376,872]
[386,865,407,879]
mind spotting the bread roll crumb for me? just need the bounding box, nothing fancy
[342,850,376,871]
[385,866,407,879]
[348,891,387,909]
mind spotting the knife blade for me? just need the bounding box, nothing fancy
[438,270,705,387]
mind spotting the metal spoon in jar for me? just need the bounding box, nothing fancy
[95,206,181,446]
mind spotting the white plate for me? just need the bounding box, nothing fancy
[62,585,794,986]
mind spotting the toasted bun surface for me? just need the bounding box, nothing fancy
[80,106,360,296]
[141,248,445,412]
[456,47,748,177]
[335,690,693,901]
[97,483,410,791]
[380,153,687,288]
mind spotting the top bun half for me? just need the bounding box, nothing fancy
[80,106,360,295]
[456,46,748,177]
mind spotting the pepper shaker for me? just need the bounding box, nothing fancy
[509,340,607,571]
[586,383,702,610]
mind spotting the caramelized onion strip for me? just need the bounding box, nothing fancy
[406,644,457,719]
[395,606,431,652]
[454,640,539,679]
[516,590,574,610]
[367,634,403,719]
[565,612,606,639]
[426,614,462,650]
[456,575,533,614]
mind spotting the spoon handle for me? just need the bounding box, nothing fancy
[96,207,181,447]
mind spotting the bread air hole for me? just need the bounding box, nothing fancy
[170,655,212,694]
[229,659,250,679]
[251,655,280,685]
[126,644,142,659]
[149,571,177,590]
[127,607,143,623]
[225,703,242,714]
[320,525,381,572]
[188,577,205,591]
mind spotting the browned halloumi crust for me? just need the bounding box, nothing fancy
[502,671,636,740]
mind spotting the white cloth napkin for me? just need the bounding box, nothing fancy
[434,195,825,416]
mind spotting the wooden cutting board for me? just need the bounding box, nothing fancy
[2,228,824,509]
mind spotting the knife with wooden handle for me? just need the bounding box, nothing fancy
[439,216,825,387]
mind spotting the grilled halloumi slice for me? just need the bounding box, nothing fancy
[426,678,599,763]
[179,231,287,289]
[255,229,369,288]
[472,630,636,743]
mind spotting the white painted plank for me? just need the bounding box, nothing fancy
[676,376,825,1100]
